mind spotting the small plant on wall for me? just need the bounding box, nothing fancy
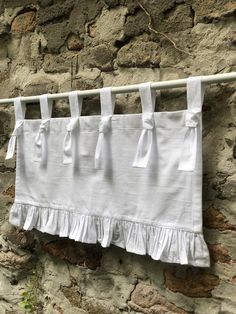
[18,271,43,313]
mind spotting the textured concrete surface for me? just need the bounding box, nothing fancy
[0,0,236,313]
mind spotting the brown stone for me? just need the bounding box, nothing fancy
[164,267,220,298]
[203,206,236,231]
[67,34,84,51]
[60,284,81,307]
[5,228,35,250]
[208,243,231,264]
[11,11,36,33]
[41,238,102,270]
[128,282,187,314]
[2,185,15,199]
[81,297,119,314]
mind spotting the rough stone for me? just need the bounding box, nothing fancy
[67,34,84,51]
[117,37,161,67]
[2,185,15,199]
[0,111,12,149]
[41,239,102,269]
[0,0,235,313]
[209,243,231,264]
[60,284,81,307]
[37,0,74,25]
[123,9,148,38]
[192,0,236,23]
[22,76,59,97]
[128,282,187,314]
[159,3,193,32]
[233,144,236,159]
[0,17,10,36]
[80,44,117,71]
[5,228,35,250]
[40,21,69,53]
[74,68,102,91]
[0,250,33,271]
[39,0,53,7]
[203,206,236,231]
[11,10,36,33]
[67,0,102,36]
[88,7,127,44]
[164,267,220,297]
[81,297,120,314]
[4,0,38,8]
[43,52,77,73]
[136,1,193,32]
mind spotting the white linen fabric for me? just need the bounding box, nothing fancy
[7,77,210,267]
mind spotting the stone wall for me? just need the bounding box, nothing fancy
[0,0,236,313]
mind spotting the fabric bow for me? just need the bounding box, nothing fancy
[34,118,50,164]
[5,120,24,160]
[63,117,79,164]
[133,112,154,168]
[178,111,200,171]
[94,115,112,169]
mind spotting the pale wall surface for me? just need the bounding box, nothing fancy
[0,0,236,313]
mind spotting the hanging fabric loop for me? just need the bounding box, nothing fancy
[34,94,53,165]
[178,77,205,171]
[133,82,156,168]
[6,97,26,160]
[6,120,24,160]
[63,91,83,164]
[94,87,115,169]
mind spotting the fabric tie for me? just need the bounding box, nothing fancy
[95,115,112,169]
[5,120,24,160]
[178,111,200,171]
[178,76,204,171]
[34,118,50,164]
[133,112,155,168]
[63,117,79,164]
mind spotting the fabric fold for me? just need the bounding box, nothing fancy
[5,120,24,160]
[94,115,112,169]
[34,118,50,164]
[9,203,210,267]
[178,76,204,171]
[63,117,79,164]
[178,111,200,171]
[133,112,154,168]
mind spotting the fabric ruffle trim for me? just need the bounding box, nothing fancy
[10,203,210,267]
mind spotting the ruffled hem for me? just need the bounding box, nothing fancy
[9,203,210,267]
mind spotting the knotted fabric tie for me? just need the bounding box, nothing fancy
[94,115,112,169]
[133,112,155,168]
[5,120,24,160]
[63,117,79,164]
[178,111,200,171]
[34,118,50,164]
